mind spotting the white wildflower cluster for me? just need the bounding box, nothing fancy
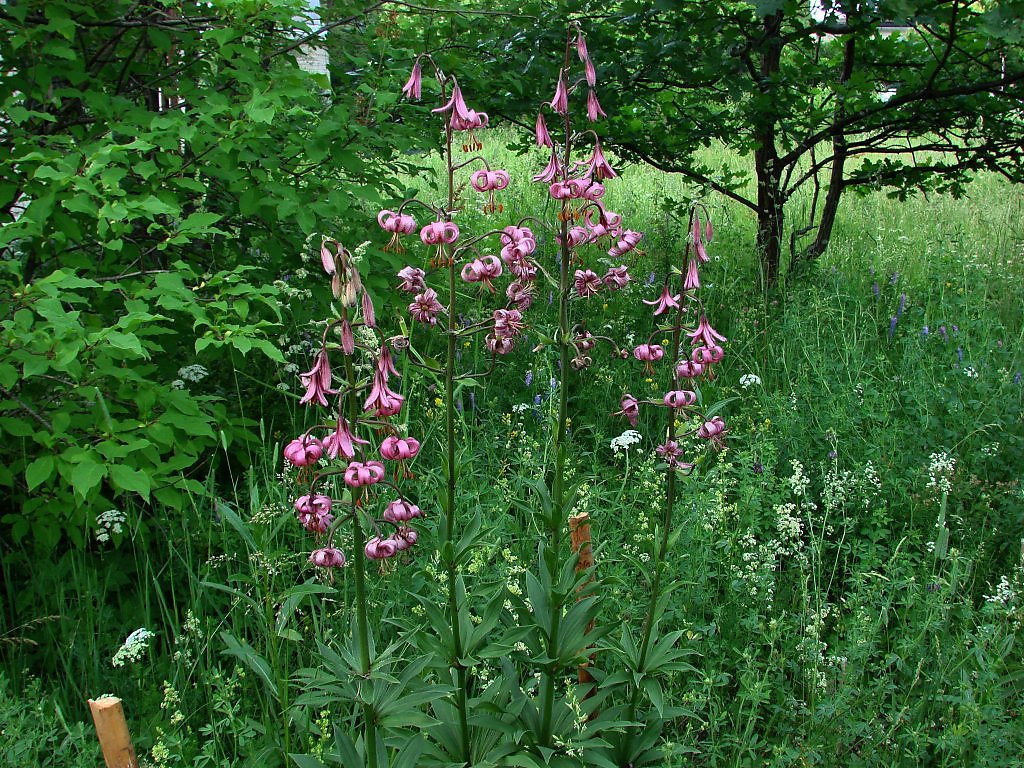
[177,364,209,383]
[926,451,956,495]
[282,362,300,375]
[788,459,810,497]
[797,602,833,693]
[273,278,314,301]
[774,503,805,562]
[568,482,592,519]
[354,324,380,355]
[731,531,777,610]
[980,442,1000,458]
[511,402,532,414]
[610,429,642,455]
[963,366,979,379]
[170,379,186,390]
[739,373,761,389]
[112,627,155,668]
[984,548,1024,630]
[95,509,126,544]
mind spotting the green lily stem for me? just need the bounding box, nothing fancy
[341,310,376,768]
[440,82,472,765]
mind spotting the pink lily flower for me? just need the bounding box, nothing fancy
[583,181,605,201]
[663,390,697,408]
[378,209,417,253]
[566,226,590,248]
[535,111,553,148]
[401,58,422,100]
[608,230,643,258]
[586,139,617,181]
[613,394,640,427]
[603,265,631,290]
[506,279,536,310]
[397,266,426,294]
[633,344,664,363]
[322,415,369,460]
[362,290,376,329]
[485,334,514,355]
[643,282,681,316]
[380,436,421,461]
[363,369,404,418]
[389,527,418,552]
[364,536,398,560]
[574,331,596,352]
[383,499,423,523]
[339,319,355,355]
[574,269,603,297]
[690,344,724,365]
[577,31,596,86]
[551,70,569,114]
[310,547,346,568]
[420,220,460,246]
[409,288,443,326]
[320,244,336,275]
[533,147,563,183]
[684,259,700,291]
[343,460,386,488]
[299,348,335,407]
[284,437,323,467]
[461,255,503,292]
[493,308,524,340]
[586,89,606,122]
[705,216,714,242]
[687,315,728,347]
[294,494,334,533]
[698,416,728,450]
[470,169,511,214]
[675,359,705,379]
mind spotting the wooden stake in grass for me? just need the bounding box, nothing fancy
[88,697,139,768]
[569,511,595,687]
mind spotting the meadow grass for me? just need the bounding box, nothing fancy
[3,131,1023,766]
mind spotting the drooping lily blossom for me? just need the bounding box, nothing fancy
[299,348,335,407]
[343,460,386,488]
[361,290,376,329]
[586,138,617,181]
[401,58,422,100]
[409,288,443,326]
[506,279,536,310]
[378,210,417,253]
[551,70,569,114]
[322,415,369,461]
[684,259,700,292]
[320,244,336,275]
[532,148,563,183]
[535,111,553,148]
[577,30,596,86]
[364,536,399,560]
[389,527,418,552]
[565,226,590,248]
[613,394,640,427]
[309,547,346,568]
[294,494,334,533]
[675,359,705,379]
[492,308,524,340]
[603,265,631,290]
[687,315,728,347]
[643,282,681,316]
[432,81,488,149]
[550,177,589,200]
[396,266,426,294]
[383,499,422,523]
[663,390,697,408]
[586,90,606,122]
[364,349,404,417]
[574,269,602,297]
[460,256,503,292]
[284,437,323,467]
[470,169,511,214]
[633,344,664,363]
[608,230,643,258]
[420,220,460,266]
[582,181,605,201]
[690,345,724,365]
[575,331,596,352]
[380,436,421,461]
[697,416,728,450]
[485,334,514,355]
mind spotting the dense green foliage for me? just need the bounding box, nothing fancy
[2,2,1023,767]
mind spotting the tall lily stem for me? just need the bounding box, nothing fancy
[440,82,472,764]
[539,31,574,748]
[340,308,377,768]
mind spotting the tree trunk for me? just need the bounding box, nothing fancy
[755,10,785,287]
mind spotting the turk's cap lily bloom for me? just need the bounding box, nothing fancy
[294,493,332,517]
[284,437,323,467]
[397,266,427,294]
[574,269,603,298]
[608,230,643,258]
[663,390,697,408]
[586,139,617,181]
[378,209,417,234]
[383,499,423,523]
[687,315,728,347]
[310,547,346,568]
[364,536,399,560]
[550,177,588,200]
[603,265,631,290]
[583,181,605,201]
[535,111,553,148]
[363,376,404,417]
[323,416,369,461]
[690,344,724,365]
[506,279,536,310]
[401,58,422,100]
[676,359,706,379]
[532,148,563,183]
[486,333,515,356]
[299,348,335,407]
[698,416,727,440]
[470,169,510,192]
[643,282,681,316]
[656,440,695,471]
[420,220,460,246]
[343,460,386,488]
[362,290,376,329]
[613,394,640,427]
[409,288,443,325]
[574,331,596,352]
[633,343,664,363]
[493,308,525,339]
[684,259,700,291]
[461,256,503,291]
[586,89,606,122]
[320,244,336,275]
[565,226,590,248]
[380,435,421,461]
[390,527,419,552]
[500,225,535,247]
[551,70,569,114]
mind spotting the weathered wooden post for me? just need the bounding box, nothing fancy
[88,696,139,768]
